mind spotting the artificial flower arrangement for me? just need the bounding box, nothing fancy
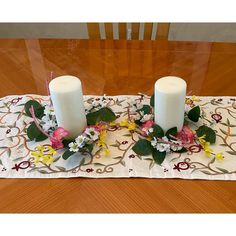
[24,96,117,163]
[24,94,223,166]
[129,94,223,164]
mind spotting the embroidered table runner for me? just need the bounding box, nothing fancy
[0,94,236,180]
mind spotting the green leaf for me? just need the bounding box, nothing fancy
[196,125,216,144]
[86,111,100,125]
[26,122,48,142]
[56,166,66,172]
[7,136,13,142]
[188,106,200,122]
[152,149,166,165]
[219,128,228,135]
[7,148,11,157]
[86,107,116,125]
[171,147,188,153]
[123,134,132,137]
[120,160,126,166]
[165,127,177,139]
[134,120,142,125]
[99,107,116,122]
[84,143,93,153]
[220,143,227,146]
[151,124,164,138]
[132,139,152,156]
[110,144,119,148]
[209,157,216,165]
[216,167,229,173]
[201,170,212,175]
[53,156,61,163]
[139,105,151,115]
[17,144,25,150]
[94,163,105,166]
[62,149,75,160]
[221,122,236,128]
[62,138,74,148]
[24,100,45,119]
[226,151,236,155]
[150,94,154,107]
[38,170,50,174]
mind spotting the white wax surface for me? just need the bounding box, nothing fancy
[154,76,187,132]
[49,75,87,139]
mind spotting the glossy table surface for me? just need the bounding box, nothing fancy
[0,39,236,213]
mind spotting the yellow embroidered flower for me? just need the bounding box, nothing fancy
[198,135,224,160]
[42,155,54,164]
[31,145,56,165]
[185,98,193,105]
[109,121,117,126]
[120,119,136,131]
[97,130,107,147]
[120,119,129,127]
[215,152,224,161]
[191,95,200,102]
[97,140,106,148]
[128,121,136,131]
[203,142,213,157]
[198,135,206,146]
[47,146,57,155]
[95,130,110,157]
[104,148,110,157]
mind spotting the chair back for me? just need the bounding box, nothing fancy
[87,23,170,40]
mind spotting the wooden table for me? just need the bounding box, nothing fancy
[0,39,236,213]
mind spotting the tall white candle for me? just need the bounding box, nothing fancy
[49,75,87,139]
[154,76,187,132]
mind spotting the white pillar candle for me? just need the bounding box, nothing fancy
[154,76,187,132]
[49,75,87,139]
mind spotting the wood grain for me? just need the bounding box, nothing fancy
[119,23,127,39]
[0,39,236,213]
[87,23,100,39]
[131,23,140,40]
[156,23,170,40]
[144,23,153,40]
[104,23,113,39]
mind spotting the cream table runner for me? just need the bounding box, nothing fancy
[0,94,236,180]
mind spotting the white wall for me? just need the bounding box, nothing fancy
[169,23,236,42]
[0,23,236,42]
[0,23,88,38]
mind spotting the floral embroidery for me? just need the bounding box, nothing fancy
[0,94,235,179]
[31,145,57,164]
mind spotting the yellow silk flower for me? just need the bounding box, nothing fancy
[96,129,110,157]
[120,119,136,131]
[191,95,200,102]
[198,135,223,160]
[31,145,57,165]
